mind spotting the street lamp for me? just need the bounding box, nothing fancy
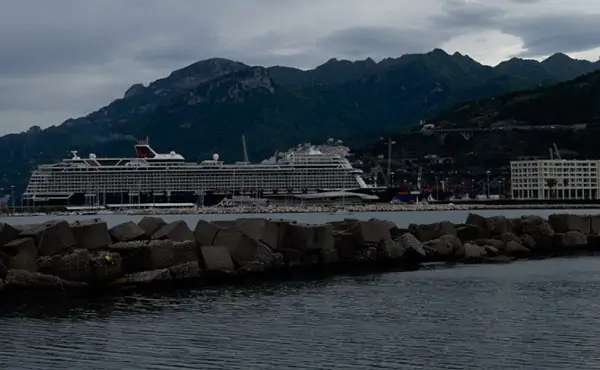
[387,138,396,187]
[10,185,14,210]
[486,170,491,199]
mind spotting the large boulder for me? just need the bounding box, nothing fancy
[237,242,279,273]
[1,237,38,272]
[521,218,554,250]
[397,233,426,258]
[109,240,175,272]
[38,249,93,282]
[590,215,600,234]
[213,229,264,266]
[465,213,513,237]
[152,220,194,241]
[520,234,537,250]
[269,220,294,250]
[193,219,223,246]
[354,245,379,263]
[334,231,357,263]
[485,216,513,236]
[115,268,172,285]
[318,247,339,265]
[495,232,522,244]
[235,218,280,249]
[466,213,487,228]
[19,220,76,256]
[91,251,123,283]
[171,240,198,265]
[352,220,392,244]
[503,241,531,258]
[548,214,590,234]
[198,245,235,272]
[314,224,335,250]
[328,219,358,232]
[588,234,600,250]
[409,221,456,242]
[137,216,166,238]
[460,243,488,263]
[456,224,487,242]
[554,231,588,249]
[4,269,87,291]
[286,223,317,250]
[472,238,505,250]
[0,222,19,251]
[378,239,406,260]
[109,221,146,242]
[0,257,6,280]
[425,234,462,259]
[169,261,201,280]
[71,219,112,250]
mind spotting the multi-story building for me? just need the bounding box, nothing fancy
[510,159,600,200]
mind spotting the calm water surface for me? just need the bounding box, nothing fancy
[3,210,600,369]
[3,258,600,369]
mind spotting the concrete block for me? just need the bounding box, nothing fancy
[20,220,76,256]
[0,222,19,251]
[152,220,194,241]
[548,214,590,234]
[137,216,166,238]
[198,245,235,271]
[71,219,112,250]
[193,219,223,246]
[109,221,146,242]
[1,237,38,272]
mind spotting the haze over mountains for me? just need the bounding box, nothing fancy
[1,48,600,193]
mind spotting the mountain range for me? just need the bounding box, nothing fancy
[1,48,600,194]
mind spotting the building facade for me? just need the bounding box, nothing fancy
[510,159,600,200]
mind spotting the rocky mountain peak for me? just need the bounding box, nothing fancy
[123,83,147,99]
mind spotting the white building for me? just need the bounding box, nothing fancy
[510,159,600,200]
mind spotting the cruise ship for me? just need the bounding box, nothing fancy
[22,138,370,207]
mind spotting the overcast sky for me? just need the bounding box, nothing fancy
[1,0,599,136]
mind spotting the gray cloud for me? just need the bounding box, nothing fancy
[501,13,600,56]
[0,0,598,135]
[435,0,507,29]
[315,26,450,60]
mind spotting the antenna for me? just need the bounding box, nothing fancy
[242,135,249,163]
[386,137,396,187]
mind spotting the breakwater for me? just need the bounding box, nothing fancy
[1,212,600,300]
[7,202,600,219]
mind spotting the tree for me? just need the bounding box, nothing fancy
[546,178,558,199]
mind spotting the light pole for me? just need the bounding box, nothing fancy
[387,137,396,187]
[486,170,491,199]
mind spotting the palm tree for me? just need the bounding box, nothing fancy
[546,178,558,199]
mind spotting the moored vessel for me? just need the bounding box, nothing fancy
[22,138,371,208]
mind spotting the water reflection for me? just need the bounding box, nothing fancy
[3,258,600,369]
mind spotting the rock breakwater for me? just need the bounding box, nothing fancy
[2,213,600,301]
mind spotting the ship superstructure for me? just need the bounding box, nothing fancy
[23,138,368,207]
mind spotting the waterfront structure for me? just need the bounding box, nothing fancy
[510,159,600,200]
[22,138,370,207]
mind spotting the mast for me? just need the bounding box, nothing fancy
[242,135,249,163]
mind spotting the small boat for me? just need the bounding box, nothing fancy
[329,207,352,215]
[78,211,98,216]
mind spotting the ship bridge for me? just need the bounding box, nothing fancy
[135,138,185,161]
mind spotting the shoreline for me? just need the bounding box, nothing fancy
[2,212,600,302]
[4,202,600,218]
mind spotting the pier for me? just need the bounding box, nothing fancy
[2,212,600,301]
